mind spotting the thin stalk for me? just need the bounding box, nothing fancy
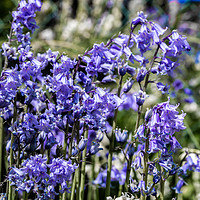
[70,171,77,200]
[47,149,50,165]
[62,121,69,200]
[23,191,28,200]
[41,142,44,156]
[79,129,88,200]
[105,76,123,197]
[75,156,80,200]
[124,105,141,191]
[87,156,95,200]
[144,136,149,186]
[105,121,115,197]
[160,178,164,200]
[96,187,99,200]
[16,136,21,168]
[95,156,99,200]
[124,156,133,192]
[118,184,123,197]
[62,188,67,200]
[8,98,17,200]
[143,44,160,91]
[140,129,150,200]
[63,120,69,159]
[75,122,80,200]
[160,168,164,200]
[68,120,76,159]
[0,117,3,183]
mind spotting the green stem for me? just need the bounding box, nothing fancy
[75,160,80,200]
[63,120,69,159]
[16,137,21,168]
[144,136,149,187]
[105,122,115,197]
[124,105,141,191]
[105,76,123,197]
[95,156,99,200]
[47,149,50,164]
[140,129,149,200]
[160,179,164,200]
[70,171,77,200]
[0,117,3,183]
[87,156,96,200]
[62,121,69,200]
[160,168,165,200]
[124,156,132,192]
[8,98,17,200]
[79,129,88,200]
[68,120,76,159]
[75,123,80,200]
[144,44,160,90]
[118,184,123,197]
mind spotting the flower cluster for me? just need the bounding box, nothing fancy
[9,155,77,199]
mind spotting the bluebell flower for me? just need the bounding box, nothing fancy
[93,170,106,187]
[136,67,148,83]
[119,93,138,111]
[118,66,127,76]
[18,180,34,193]
[173,179,186,193]
[1,43,18,60]
[115,128,128,143]
[169,137,182,152]
[150,22,167,45]
[96,131,104,142]
[78,137,88,151]
[173,79,184,91]
[151,57,178,75]
[12,0,42,33]
[148,99,186,136]
[133,155,142,170]
[157,82,170,94]
[182,156,196,174]
[151,22,167,36]
[122,78,134,93]
[135,90,148,106]
[131,11,147,26]
[153,174,161,184]
[160,31,191,58]
[134,25,152,55]
[184,88,193,96]
[135,124,146,142]
[127,143,135,157]
[93,165,127,187]
[130,54,149,67]
[149,139,164,153]
[90,142,103,155]
[126,65,136,76]
[145,108,152,122]
[82,42,114,77]
[138,180,147,196]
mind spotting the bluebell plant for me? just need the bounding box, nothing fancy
[0,1,199,200]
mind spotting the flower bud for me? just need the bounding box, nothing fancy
[122,79,134,93]
[153,174,161,184]
[119,67,127,76]
[90,142,103,155]
[78,138,88,151]
[145,108,152,122]
[128,143,135,157]
[72,146,78,156]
